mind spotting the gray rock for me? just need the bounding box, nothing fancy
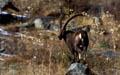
[0,38,5,53]
[30,16,53,29]
[71,21,78,26]
[96,50,120,60]
[33,18,44,29]
[15,16,54,31]
[66,63,93,75]
[93,17,100,23]
[0,0,19,12]
[0,48,5,53]
[0,0,9,8]
[48,24,59,31]
[0,29,9,35]
[93,16,103,25]
[0,11,27,24]
[72,25,91,32]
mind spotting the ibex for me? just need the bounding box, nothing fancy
[58,13,89,62]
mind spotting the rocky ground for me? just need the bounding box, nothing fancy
[0,0,120,75]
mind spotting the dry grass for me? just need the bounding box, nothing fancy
[1,0,120,75]
[0,13,120,75]
[0,29,71,75]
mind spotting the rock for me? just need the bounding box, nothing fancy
[0,0,19,12]
[0,11,15,24]
[33,18,44,29]
[0,48,5,53]
[93,17,100,23]
[71,21,78,26]
[34,16,53,29]
[66,63,94,75]
[0,29,9,35]
[0,0,10,9]
[0,0,21,24]
[0,11,27,24]
[96,50,119,60]
[48,24,59,31]
[72,25,91,32]
[24,16,53,29]
[0,38,5,53]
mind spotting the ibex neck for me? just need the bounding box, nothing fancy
[64,31,74,41]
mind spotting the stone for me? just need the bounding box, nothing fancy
[49,24,59,31]
[0,29,9,35]
[0,0,9,8]
[72,25,91,32]
[0,11,27,24]
[0,0,19,12]
[32,16,53,29]
[66,63,93,75]
[33,18,44,29]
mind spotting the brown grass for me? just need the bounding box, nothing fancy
[1,0,120,75]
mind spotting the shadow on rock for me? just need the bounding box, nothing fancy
[66,62,95,75]
[0,11,28,25]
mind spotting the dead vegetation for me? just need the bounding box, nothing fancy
[0,0,120,75]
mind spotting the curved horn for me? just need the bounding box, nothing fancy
[59,13,65,32]
[63,13,84,31]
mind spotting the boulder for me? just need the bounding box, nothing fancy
[0,11,27,24]
[0,0,10,9]
[27,16,53,29]
[66,63,94,75]
[0,0,19,11]
[72,25,91,32]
